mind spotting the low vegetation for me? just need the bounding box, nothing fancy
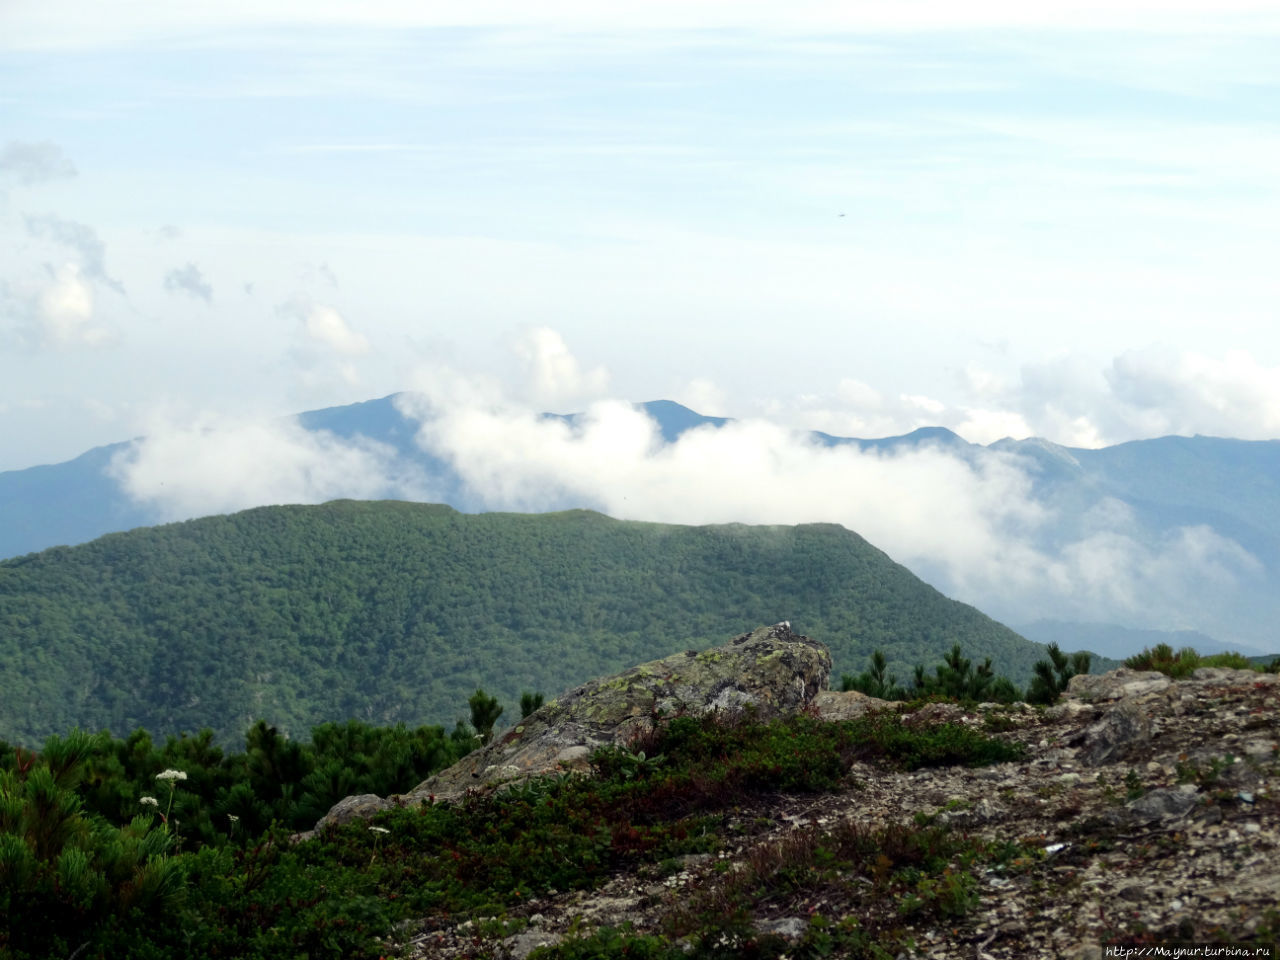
[1123,643,1280,678]
[9,640,1269,958]
[1,675,1029,960]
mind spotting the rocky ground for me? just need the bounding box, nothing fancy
[387,667,1279,959]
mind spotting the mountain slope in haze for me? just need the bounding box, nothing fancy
[1016,619,1228,661]
[0,501,1039,748]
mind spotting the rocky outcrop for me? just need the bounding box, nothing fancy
[392,662,1279,959]
[306,623,830,834]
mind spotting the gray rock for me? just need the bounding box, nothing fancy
[1066,669,1171,702]
[1073,700,1151,766]
[1190,667,1279,686]
[1128,786,1200,822]
[812,689,894,721]
[320,793,390,826]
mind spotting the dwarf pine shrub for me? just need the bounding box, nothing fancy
[1026,642,1091,704]
[1125,644,1266,678]
[0,732,185,960]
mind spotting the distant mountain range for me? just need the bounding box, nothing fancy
[2,394,1278,655]
[0,502,1037,747]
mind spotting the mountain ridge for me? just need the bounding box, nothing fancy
[0,499,1042,749]
[3,394,1279,653]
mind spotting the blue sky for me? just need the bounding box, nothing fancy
[4,1,1280,472]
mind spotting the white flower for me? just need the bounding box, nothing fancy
[140,796,159,807]
[155,769,188,782]
[369,826,390,835]
[227,814,240,823]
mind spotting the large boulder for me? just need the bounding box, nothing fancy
[407,622,830,804]
[306,623,830,833]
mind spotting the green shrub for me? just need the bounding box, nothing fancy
[1125,644,1266,678]
[0,732,186,960]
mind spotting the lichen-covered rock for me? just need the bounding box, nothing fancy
[812,689,895,721]
[320,793,391,826]
[1066,668,1171,702]
[309,623,830,832]
[381,659,1280,960]
[405,622,830,805]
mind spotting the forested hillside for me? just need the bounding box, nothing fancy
[0,501,1041,747]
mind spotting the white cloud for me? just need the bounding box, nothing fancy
[836,378,884,409]
[1044,524,1261,626]
[953,408,1033,445]
[301,304,368,356]
[38,264,101,345]
[792,347,1280,449]
[276,297,372,389]
[512,326,609,408]
[1105,346,1280,439]
[675,378,728,417]
[108,416,430,520]
[3,262,118,350]
[766,384,951,441]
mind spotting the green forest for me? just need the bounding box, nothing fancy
[1,500,1045,748]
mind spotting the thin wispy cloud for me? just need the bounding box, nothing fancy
[6,0,1280,51]
[0,141,77,185]
[163,262,213,303]
[23,215,125,294]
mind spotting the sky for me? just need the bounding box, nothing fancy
[4,2,1280,642]
[4,0,1280,474]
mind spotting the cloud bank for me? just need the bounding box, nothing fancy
[105,329,1268,642]
[108,416,433,521]
[394,381,1260,634]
